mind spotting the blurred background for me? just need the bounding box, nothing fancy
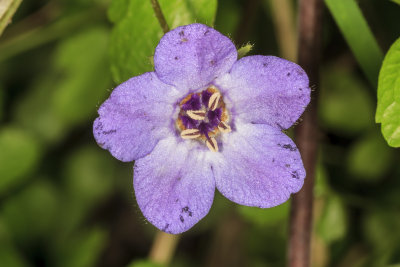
[0,0,400,266]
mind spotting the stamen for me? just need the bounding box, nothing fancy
[218,121,231,133]
[208,92,221,111]
[180,129,201,139]
[186,110,206,121]
[205,137,218,152]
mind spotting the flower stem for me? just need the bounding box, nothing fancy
[288,0,323,266]
[148,231,180,265]
[150,0,169,34]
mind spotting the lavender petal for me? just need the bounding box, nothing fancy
[93,72,178,162]
[134,137,215,234]
[215,55,311,129]
[213,122,305,208]
[154,23,237,91]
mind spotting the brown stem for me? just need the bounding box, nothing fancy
[150,0,169,34]
[288,0,323,267]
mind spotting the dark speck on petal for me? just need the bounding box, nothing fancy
[291,170,299,179]
[102,129,117,135]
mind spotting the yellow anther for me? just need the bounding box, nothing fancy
[186,110,206,121]
[205,137,218,152]
[217,121,231,133]
[180,129,201,139]
[208,92,221,111]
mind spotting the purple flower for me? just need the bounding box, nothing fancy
[94,23,310,234]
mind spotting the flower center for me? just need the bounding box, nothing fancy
[176,86,232,152]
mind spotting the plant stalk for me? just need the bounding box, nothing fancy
[150,0,169,34]
[288,0,323,266]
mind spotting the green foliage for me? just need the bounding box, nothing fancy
[0,127,42,194]
[0,87,3,121]
[324,0,383,86]
[390,0,400,5]
[319,67,374,135]
[347,131,394,181]
[376,37,400,147]
[238,201,289,227]
[1,180,59,243]
[14,27,111,143]
[126,260,164,267]
[54,228,107,267]
[52,27,111,125]
[0,240,28,267]
[109,0,217,84]
[58,145,116,235]
[316,195,348,244]
[363,209,400,265]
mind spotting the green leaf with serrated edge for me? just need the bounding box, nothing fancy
[109,0,218,84]
[376,37,400,147]
[324,0,383,87]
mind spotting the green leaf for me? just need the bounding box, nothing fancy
[347,131,394,181]
[324,0,383,87]
[363,209,400,253]
[319,67,374,136]
[376,37,400,147]
[238,201,289,227]
[317,195,348,244]
[1,180,59,243]
[0,241,29,267]
[0,87,4,121]
[52,27,111,126]
[0,127,42,194]
[55,228,107,267]
[109,0,218,84]
[13,27,111,144]
[126,260,164,267]
[57,145,115,235]
[390,0,400,5]
[0,0,22,37]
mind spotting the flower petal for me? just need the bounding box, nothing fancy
[213,122,305,208]
[154,23,237,91]
[134,137,215,234]
[215,55,310,129]
[93,72,179,162]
